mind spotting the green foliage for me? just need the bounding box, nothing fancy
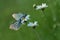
[0,0,60,40]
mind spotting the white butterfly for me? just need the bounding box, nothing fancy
[10,13,30,30]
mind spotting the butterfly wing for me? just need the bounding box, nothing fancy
[10,19,21,30]
[12,13,25,21]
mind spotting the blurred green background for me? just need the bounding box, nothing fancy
[0,0,60,40]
